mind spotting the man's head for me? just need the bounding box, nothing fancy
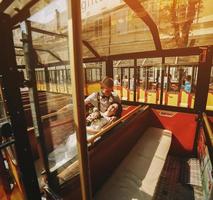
[186,75,191,81]
[101,76,114,97]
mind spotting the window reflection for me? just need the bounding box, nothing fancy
[12,0,77,189]
[206,67,213,111]
[84,63,103,95]
[112,59,199,108]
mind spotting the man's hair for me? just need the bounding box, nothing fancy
[186,75,191,81]
[101,76,114,88]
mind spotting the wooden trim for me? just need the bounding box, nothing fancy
[82,40,100,58]
[11,0,39,26]
[0,0,13,13]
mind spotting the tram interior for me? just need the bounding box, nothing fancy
[0,0,213,200]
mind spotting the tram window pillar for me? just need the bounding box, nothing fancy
[106,58,113,78]
[121,68,124,87]
[128,67,130,89]
[178,68,184,91]
[167,66,171,91]
[45,67,50,91]
[145,67,149,90]
[195,47,212,113]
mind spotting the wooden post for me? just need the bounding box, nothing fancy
[0,13,41,200]
[67,1,92,200]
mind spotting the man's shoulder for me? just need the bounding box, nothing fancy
[85,92,99,104]
[86,92,99,98]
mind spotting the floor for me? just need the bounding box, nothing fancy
[0,181,24,200]
[154,156,203,200]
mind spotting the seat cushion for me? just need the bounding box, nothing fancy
[95,127,172,200]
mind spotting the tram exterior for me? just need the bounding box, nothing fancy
[33,62,213,111]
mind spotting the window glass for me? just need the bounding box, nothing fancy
[84,62,104,95]
[81,0,213,57]
[12,0,76,189]
[162,65,198,108]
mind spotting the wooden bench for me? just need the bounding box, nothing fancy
[45,106,153,199]
[94,127,172,200]
[55,106,146,184]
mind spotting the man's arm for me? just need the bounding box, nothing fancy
[86,126,99,135]
[84,92,97,106]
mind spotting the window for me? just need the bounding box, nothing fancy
[115,10,128,34]
[95,18,102,37]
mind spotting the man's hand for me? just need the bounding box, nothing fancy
[109,116,117,123]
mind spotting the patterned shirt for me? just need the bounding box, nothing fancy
[85,91,121,113]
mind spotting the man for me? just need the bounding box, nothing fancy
[183,75,192,93]
[85,76,121,113]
